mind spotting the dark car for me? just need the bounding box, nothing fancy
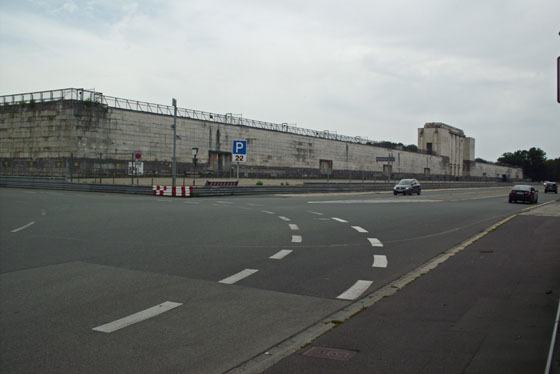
[544,181,557,194]
[509,185,538,204]
[393,179,421,195]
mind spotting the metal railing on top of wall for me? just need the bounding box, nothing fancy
[0,88,373,146]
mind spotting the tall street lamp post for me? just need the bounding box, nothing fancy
[172,98,177,187]
[192,147,198,186]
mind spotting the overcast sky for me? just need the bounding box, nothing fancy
[1,0,559,161]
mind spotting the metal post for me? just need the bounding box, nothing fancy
[99,152,102,184]
[172,98,177,187]
[191,148,198,187]
[236,162,240,180]
[131,152,134,185]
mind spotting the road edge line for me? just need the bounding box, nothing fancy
[224,213,522,374]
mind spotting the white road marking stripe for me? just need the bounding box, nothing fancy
[368,238,383,247]
[307,211,324,216]
[11,221,35,233]
[309,199,441,204]
[262,210,275,214]
[270,249,293,260]
[292,235,302,243]
[352,226,368,233]
[216,201,233,204]
[331,217,348,223]
[337,280,373,300]
[40,209,47,216]
[92,301,182,333]
[372,255,388,268]
[289,224,299,231]
[279,216,291,221]
[219,269,259,284]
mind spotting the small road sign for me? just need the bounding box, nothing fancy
[233,140,247,162]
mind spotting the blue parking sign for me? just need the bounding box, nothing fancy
[233,140,247,155]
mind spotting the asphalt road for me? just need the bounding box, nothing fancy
[0,185,557,373]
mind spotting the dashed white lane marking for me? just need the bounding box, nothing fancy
[279,216,291,222]
[92,301,182,333]
[216,201,233,204]
[11,221,35,233]
[219,269,259,284]
[270,249,293,260]
[307,211,324,216]
[368,238,383,247]
[352,226,368,233]
[331,217,348,223]
[262,210,275,214]
[184,201,200,204]
[372,255,388,268]
[40,209,47,216]
[337,280,373,300]
[292,235,302,243]
[289,224,299,231]
[247,203,263,207]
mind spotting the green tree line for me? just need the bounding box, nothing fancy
[498,147,560,181]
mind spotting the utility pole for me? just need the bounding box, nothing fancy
[172,98,177,187]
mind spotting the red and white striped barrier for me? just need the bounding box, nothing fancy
[152,186,193,197]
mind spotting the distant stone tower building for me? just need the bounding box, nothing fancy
[417,122,476,177]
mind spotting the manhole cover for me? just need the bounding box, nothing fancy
[302,346,357,361]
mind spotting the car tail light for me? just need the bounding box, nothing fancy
[525,191,530,195]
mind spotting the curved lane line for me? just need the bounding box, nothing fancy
[331,217,348,223]
[270,250,293,260]
[372,255,388,268]
[291,235,302,243]
[11,221,35,233]
[337,280,373,300]
[352,226,368,233]
[367,238,383,247]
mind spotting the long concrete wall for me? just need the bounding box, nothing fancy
[0,100,522,180]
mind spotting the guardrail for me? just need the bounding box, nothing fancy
[0,177,511,197]
[0,88,373,146]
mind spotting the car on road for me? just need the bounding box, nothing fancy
[544,181,557,194]
[393,179,421,195]
[508,185,538,204]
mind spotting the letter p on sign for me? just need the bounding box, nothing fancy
[233,140,247,155]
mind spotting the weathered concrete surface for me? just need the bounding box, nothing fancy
[1,100,522,180]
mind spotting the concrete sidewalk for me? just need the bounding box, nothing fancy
[264,203,560,374]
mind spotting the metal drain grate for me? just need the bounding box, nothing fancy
[302,346,358,361]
